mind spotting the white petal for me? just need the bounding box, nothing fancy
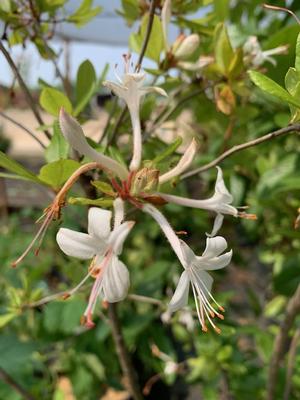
[207,214,224,237]
[103,80,127,99]
[113,198,124,228]
[161,0,171,50]
[140,86,168,97]
[159,138,197,184]
[168,270,190,312]
[124,72,146,83]
[102,257,130,302]
[179,240,196,268]
[201,250,232,271]
[192,269,213,293]
[215,166,233,203]
[109,221,135,255]
[56,228,98,259]
[88,207,112,239]
[202,236,228,258]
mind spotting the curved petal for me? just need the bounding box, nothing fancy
[109,221,135,255]
[180,240,196,268]
[88,207,112,240]
[140,86,168,97]
[102,257,130,302]
[202,236,228,258]
[56,228,98,259]
[207,214,224,237]
[103,80,127,99]
[168,271,190,312]
[215,166,233,203]
[192,269,213,293]
[198,250,232,271]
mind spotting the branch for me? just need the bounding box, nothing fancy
[108,303,143,400]
[0,367,36,400]
[284,328,300,400]
[0,40,51,140]
[181,124,300,179]
[0,110,46,148]
[267,284,300,400]
[135,0,157,71]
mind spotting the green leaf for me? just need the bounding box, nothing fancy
[83,353,105,380]
[153,137,183,164]
[68,197,113,207]
[249,70,300,108]
[295,32,300,71]
[120,0,140,25]
[214,23,234,75]
[67,0,102,27]
[0,313,18,329]
[74,60,97,116]
[214,0,229,21]
[129,14,163,63]
[45,121,69,162]
[0,150,42,184]
[38,159,80,188]
[40,87,72,116]
[91,181,116,196]
[0,0,11,12]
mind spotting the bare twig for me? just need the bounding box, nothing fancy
[267,284,300,400]
[108,303,143,400]
[0,110,46,148]
[263,4,300,25]
[128,293,163,306]
[181,124,300,179]
[0,40,51,140]
[0,366,36,400]
[283,328,300,400]
[135,0,157,71]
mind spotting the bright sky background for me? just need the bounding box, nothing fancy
[0,0,207,88]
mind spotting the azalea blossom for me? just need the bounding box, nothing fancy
[103,54,167,171]
[243,36,288,67]
[59,108,128,180]
[168,236,232,333]
[56,199,134,327]
[143,204,231,332]
[157,166,256,236]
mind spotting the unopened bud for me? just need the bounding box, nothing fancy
[174,34,200,60]
[131,167,159,196]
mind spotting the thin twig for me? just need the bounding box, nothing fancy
[0,110,46,148]
[0,40,51,140]
[263,4,300,25]
[267,284,300,400]
[135,0,157,71]
[181,124,300,179]
[284,328,300,400]
[108,303,143,400]
[128,293,163,306]
[0,366,36,400]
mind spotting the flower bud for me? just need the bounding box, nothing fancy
[131,167,159,196]
[173,34,200,60]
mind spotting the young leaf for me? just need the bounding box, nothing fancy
[153,137,183,164]
[45,121,69,162]
[295,32,300,71]
[67,0,102,27]
[74,60,97,116]
[249,70,300,108]
[68,197,113,207]
[91,181,116,197]
[38,159,80,188]
[0,151,42,184]
[40,87,72,116]
[0,313,18,329]
[214,23,234,76]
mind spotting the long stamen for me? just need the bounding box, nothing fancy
[191,281,207,332]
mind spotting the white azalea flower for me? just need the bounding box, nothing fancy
[56,198,134,328]
[143,204,231,333]
[169,236,232,333]
[243,36,288,67]
[59,108,128,180]
[173,34,200,60]
[157,166,256,236]
[103,55,167,171]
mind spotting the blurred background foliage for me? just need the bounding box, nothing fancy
[0,0,300,399]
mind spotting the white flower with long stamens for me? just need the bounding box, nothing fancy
[159,139,198,184]
[56,199,134,328]
[169,236,232,333]
[243,36,288,67]
[143,204,231,332]
[103,55,167,171]
[59,108,128,180]
[157,166,256,236]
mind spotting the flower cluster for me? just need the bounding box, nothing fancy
[14,56,256,332]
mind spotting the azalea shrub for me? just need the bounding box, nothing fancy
[0,1,300,399]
